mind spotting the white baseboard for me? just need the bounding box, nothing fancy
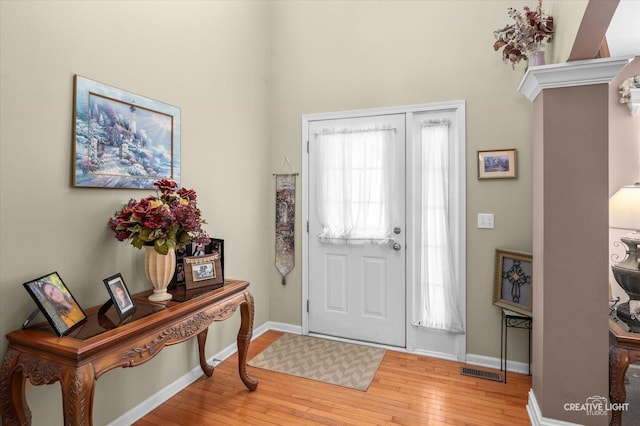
[265,321,302,335]
[527,389,582,426]
[410,348,459,362]
[465,353,531,375]
[108,321,531,425]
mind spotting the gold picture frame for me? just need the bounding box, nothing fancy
[493,249,532,316]
[72,75,181,189]
[478,149,517,179]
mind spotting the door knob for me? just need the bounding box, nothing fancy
[392,242,402,251]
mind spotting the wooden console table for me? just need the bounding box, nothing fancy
[0,279,258,426]
[609,317,640,426]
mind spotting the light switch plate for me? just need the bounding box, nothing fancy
[478,213,494,229]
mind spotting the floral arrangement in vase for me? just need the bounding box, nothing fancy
[493,0,554,68]
[108,179,210,255]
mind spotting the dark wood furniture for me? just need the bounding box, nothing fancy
[609,317,640,426]
[0,279,258,426]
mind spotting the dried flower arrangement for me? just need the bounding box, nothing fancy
[108,179,210,255]
[493,0,554,68]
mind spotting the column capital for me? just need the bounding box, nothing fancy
[518,56,634,101]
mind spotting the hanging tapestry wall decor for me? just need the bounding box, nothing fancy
[275,174,296,284]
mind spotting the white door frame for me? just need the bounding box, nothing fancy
[302,101,466,360]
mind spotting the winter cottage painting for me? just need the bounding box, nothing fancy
[72,75,180,189]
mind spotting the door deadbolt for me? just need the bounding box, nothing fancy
[393,227,401,234]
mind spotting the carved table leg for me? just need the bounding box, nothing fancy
[238,292,258,391]
[0,349,31,426]
[60,364,95,426]
[197,329,215,377]
[609,344,630,426]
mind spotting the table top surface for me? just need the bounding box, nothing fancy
[609,317,640,344]
[5,279,250,358]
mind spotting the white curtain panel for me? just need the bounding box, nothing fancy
[314,126,395,244]
[418,121,464,332]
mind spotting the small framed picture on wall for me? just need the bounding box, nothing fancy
[478,149,517,179]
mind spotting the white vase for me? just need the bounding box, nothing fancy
[144,246,175,302]
[528,50,545,67]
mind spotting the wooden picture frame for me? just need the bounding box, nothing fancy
[72,74,181,189]
[102,273,135,319]
[493,249,533,316]
[478,149,517,179]
[183,254,224,290]
[172,238,224,287]
[23,272,87,336]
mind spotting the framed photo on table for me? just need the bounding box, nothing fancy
[102,273,135,319]
[493,249,533,316]
[23,272,87,336]
[172,238,224,287]
[184,254,224,290]
[478,149,517,179]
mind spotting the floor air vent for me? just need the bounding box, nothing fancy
[460,366,503,382]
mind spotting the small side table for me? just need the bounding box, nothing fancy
[500,309,532,383]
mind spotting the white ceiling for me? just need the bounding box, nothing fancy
[606,0,640,57]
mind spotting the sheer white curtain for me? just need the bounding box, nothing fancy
[314,126,395,244]
[417,120,464,332]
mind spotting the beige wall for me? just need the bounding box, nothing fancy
[1,0,619,424]
[0,1,271,424]
[609,58,640,194]
[609,58,640,302]
[546,0,590,63]
[268,0,545,363]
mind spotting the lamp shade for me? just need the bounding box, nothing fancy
[610,183,640,230]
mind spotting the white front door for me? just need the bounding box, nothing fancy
[306,114,405,347]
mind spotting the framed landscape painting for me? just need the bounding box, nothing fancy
[72,75,180,189]
[478,149,517,179]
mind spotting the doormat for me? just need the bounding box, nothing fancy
[248,333,386,391]
[460,366,503,382]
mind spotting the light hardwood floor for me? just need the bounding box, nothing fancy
[135,330,532,425]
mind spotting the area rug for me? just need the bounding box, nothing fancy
[248,333,386,391]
